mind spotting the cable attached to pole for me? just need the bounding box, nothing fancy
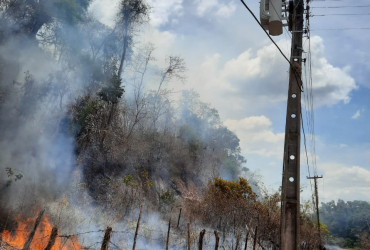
[240,0,304,92]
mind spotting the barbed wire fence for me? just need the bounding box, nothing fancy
[0,208,258,250]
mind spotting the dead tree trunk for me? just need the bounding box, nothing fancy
[177,208,182,228]
[166,217,171,250]
[132,205,143,250]
[44,227,58,250]
[214,231,220,250]
[187,223,191,250]
[22,209,45,250]
[244,231,249,250]
[198,229,206,250]
[101,227,112,250]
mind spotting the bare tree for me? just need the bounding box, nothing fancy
[157,56,186,94]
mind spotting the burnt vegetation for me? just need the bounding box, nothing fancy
[0,0,334,249]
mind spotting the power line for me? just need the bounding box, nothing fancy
[312,0,370,1]
[311,5,370,8]
[312,13,370,16]
[240,0,303,92]
[303,0,319,209]
[301,112,313,179]
[240,0,290,64]
[312,27,370,30]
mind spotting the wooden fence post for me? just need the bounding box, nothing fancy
[187,223,191,250]
[166,217,171,250]
[22,209,45,250]
[100,227,112,250]
[214,231,219,250]
[44,227,58,250]
[198,229,206,250]
[132,205,143,250]
[177,208,182,228]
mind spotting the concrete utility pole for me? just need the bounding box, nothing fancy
[307,175,323,247]
[280,0,304,249]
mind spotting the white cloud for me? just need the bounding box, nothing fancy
[195,0,236,18]
[319,163,370,201]
[351,109,361,119]
[308,36,357,107]
[182,41,290,118]
[182,36,357,119]
[147,0,183,27]
[196,0,217,16]
[224,116,284,158]
[139,28,176,60]
[215,2,236,18]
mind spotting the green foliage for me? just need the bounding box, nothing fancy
[98,74,124,104]
[123,175,137,187]
[72,96,100,138]
[140,170,153,188]
[78,101,99,127]
[123,172,153,189]
[159,190,175,205]
[5,167,23,187]
[320,199,370,248]
[319,222,329,236]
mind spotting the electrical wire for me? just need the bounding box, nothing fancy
[312,13,370,16]
[303,0,320,209]
[311,5,370,8]
[312,27,370,30]
[240,0,291,64]
[240,0,303,92]
[312,0,370,1]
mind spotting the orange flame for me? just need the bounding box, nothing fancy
[1,214,82,250]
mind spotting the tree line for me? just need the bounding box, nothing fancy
[320,200,370,249]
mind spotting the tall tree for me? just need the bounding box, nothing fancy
[116,0,149,77]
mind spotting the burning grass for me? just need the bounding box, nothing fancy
[0,212,81,250]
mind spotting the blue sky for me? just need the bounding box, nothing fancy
[90,0,370,202]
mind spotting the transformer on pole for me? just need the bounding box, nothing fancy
[260,0,288,36]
